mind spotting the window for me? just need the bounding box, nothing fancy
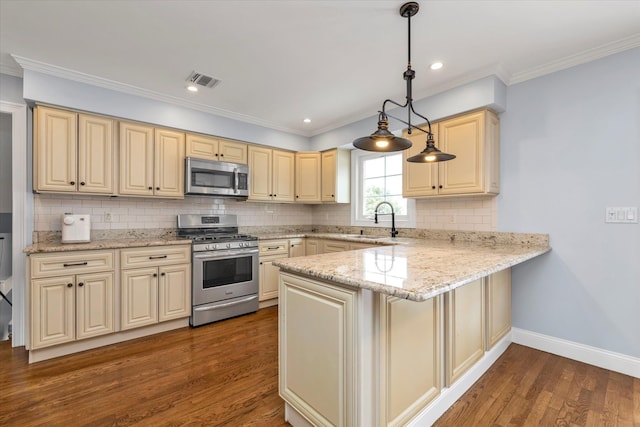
[351,150,416,228]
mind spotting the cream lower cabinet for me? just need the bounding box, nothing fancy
[445,278,485,385]
[120,246,191,330]
[30,250,115,349]
[259,240,289,301]
[280,272,358,427]
[486,268,512,349]
[289,238,306,258]
[322,240,350,253]
[305,239,321,255]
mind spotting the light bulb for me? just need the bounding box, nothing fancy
[425,154,436,161]
[375,139,389,148]
[187,84,198,92]
[430,62,443,70]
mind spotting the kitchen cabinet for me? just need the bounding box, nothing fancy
[322,240,350,253]
[295,152,322,203]
[34,106,115,194]
[248,146,295,202]
[119,123,185,198]
[486,268,512,349]
[403,109,500,198]
[185,133,247,164]
[279,272,358,426]
[120,246,191,330]
[445,278,485,385]
[321,149,350,203]
[258,240,289,301]
[30,250,115,349]
[305,239,321,255]
[289,238,305,258]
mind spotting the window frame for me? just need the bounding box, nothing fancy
[350,149,416,228]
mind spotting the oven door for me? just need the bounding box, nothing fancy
[192,248,259,305]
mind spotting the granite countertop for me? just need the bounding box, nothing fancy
[273,238,550,302]
[24,237,191,254]
[254,232,397,245]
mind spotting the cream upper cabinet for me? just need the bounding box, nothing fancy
[321,149,351,203]
[186,133,247,164]
[119,123,185,198]
[34,106,115,194]
[402,109,500,198]
[248,146,295,202]
[295,152,321,203]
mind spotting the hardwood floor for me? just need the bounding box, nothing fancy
[1,307,638,426]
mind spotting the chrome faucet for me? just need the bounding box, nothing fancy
[374,201,398,238]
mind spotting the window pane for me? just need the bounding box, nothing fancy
[363,177,385,198]
[363,157,385,179]
[385,154,403,176]
[385,196,407,215]
[385,175,403,196]
[363,196,384,216]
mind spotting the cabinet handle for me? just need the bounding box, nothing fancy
[67,283,73,288]
[80,182,85,186]
[267,246,279,250]
[63,262,88,267]
[70,181,75,185]
[78,282,84,287]
[149,255,168,260]
[153,273,158,277]
[160,272,166,276]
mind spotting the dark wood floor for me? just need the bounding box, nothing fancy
[1,306,638,426]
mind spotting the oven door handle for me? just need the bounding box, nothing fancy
[194,295,258,311]
[193,249,258,260]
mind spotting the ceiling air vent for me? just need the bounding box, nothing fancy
[186,71,221,89]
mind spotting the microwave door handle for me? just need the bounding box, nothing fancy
[233,168,239,193]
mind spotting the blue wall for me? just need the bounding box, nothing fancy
[499,48,640,357]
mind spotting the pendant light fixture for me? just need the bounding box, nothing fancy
[353,2,455,163]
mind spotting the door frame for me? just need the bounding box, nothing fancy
[1,101,30,347]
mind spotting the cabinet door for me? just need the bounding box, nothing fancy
[218,139,248,164]
[76,272,114,340]
[321,150,337,202]
[305,239,320,255]
[31,275,75,349]
[295,152,321,203]
[486,268,511,349]
[78,114,115,194]
[185,133,219,161]
[158,264,191,322]
[121,267,158,330]
[402,127,439,197]
[120,122,154,196]
[323,240,349,253]
[154,128,185,198]
[273,150,295,202]
[259,256,282,301]
[248,146,273,201]
[446,278,485,385]
[34,106,77,192]
[438,111,485,195]
[289,239,306,258]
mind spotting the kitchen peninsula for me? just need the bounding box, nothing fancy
[273,232,550,427]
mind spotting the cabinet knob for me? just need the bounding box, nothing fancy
[332,194,335,197]
[273,194,276,197]
[259,262,263,265]
[70,181,75,186]
[220,154,224,157]
[78,282,84,287]
[296,195,299,198]
[161,272,166,276]
[153,273,158,277]
[156,187,160,191]
[67,283,73,288]
[80,182,85,186]
[432,186,436,190]
[215,153,219,157]
[148,186,153,190]
[439,185,443,189]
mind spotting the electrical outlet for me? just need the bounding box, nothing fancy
[605,207,638,224]
[104,213,112,222]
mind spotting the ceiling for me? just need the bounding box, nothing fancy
[1,1,639,137]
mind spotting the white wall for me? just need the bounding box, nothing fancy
[0,113,11,214]
[498,48,640,357]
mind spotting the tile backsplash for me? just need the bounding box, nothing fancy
[34,194,496,233]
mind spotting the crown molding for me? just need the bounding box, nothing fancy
[11,55,308,137]
[510,33,640,85]
[0,62,23,78]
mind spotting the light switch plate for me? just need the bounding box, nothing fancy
[605,207,638,223]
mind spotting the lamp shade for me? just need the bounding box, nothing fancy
[353,116,412,152]
[406,136,456,162]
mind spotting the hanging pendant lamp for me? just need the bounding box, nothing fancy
[353,2,456,163]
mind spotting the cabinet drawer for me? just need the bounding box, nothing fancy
[31,250,114,279]
[120,245,191,269]
[259,240,289,256]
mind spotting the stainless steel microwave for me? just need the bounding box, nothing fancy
[185,157,249,198]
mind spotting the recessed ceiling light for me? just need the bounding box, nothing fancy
[186,84,198,92]
[430,62,443,70]
[303,118,311,123]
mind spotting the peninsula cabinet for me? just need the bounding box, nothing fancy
[119,123,185,198]
[403,109,500,198]
[295,152,322,203]
[120,246,191,330]
[248,146,295,202]
[34,106,115,195]
[185,133,248,164]
[289,238,306,258]
[485,267,512,349]
[321,149,350,203]
[30,250,115,349]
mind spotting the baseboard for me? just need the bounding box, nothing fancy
[511,327,640,379]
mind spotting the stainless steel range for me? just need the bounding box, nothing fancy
[177,214,259,327]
